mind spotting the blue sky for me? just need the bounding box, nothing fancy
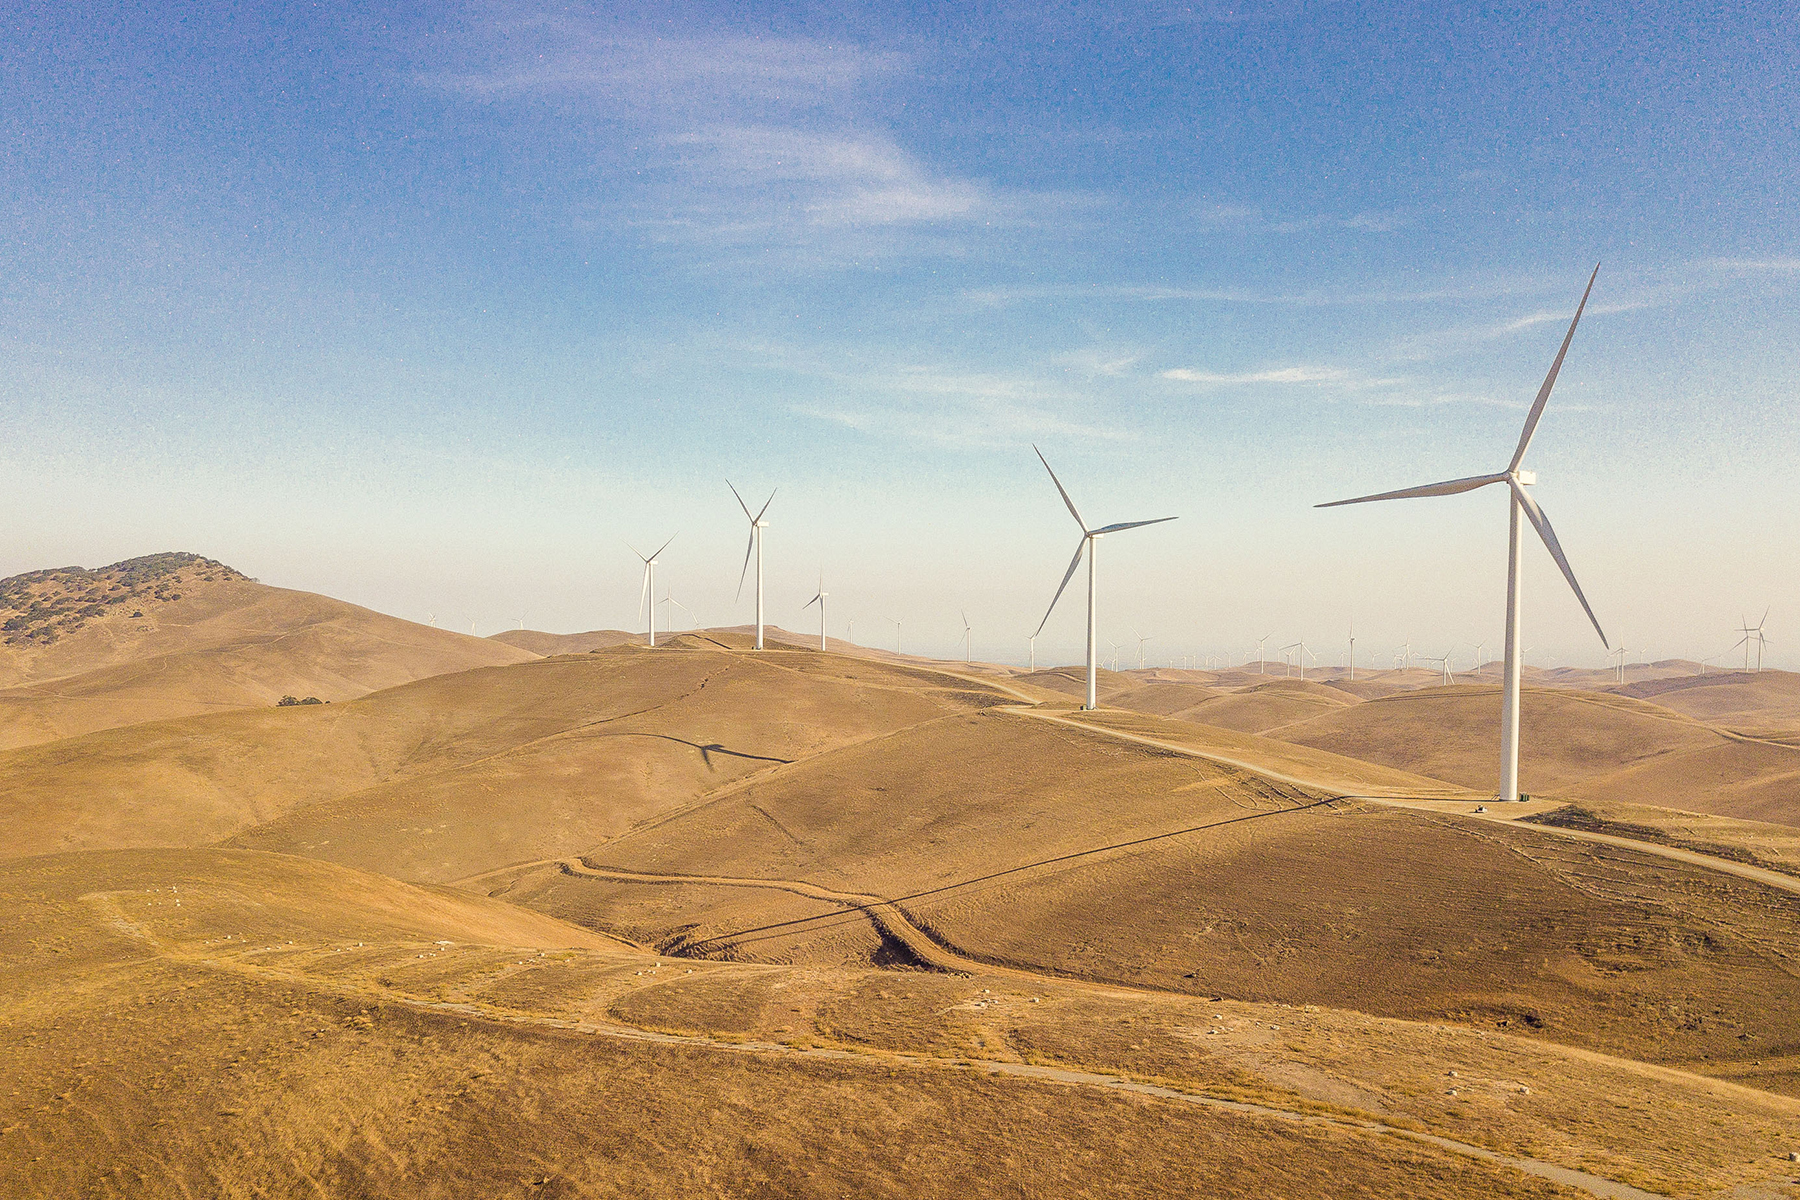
[3,1,1796,669]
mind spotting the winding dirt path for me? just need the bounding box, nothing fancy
[82,890,1667,1200]
[1015,706,1800,898]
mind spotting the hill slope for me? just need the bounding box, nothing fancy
[0,553,537,749]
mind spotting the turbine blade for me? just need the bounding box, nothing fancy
[1509,263,1600,473]
[651,533,677,561]
[804,594,821,609]
[1511,478,1608,648]
[1316,473,1505,508]
[755,489,777,523]
[736,530,755,600]
[1092,515,1178,535]
[726,479,754,521]
[627,542,650,564]
[1034,538,1088,638]
[1034,445,1088,531]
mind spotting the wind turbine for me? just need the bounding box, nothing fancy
[727,481,776,651]
[803,572,829,651]
[1281,641,1316,681]
[1473,641,1487,678]
[1419,649,1452,686]
[1256,633,1272,674]
[1319,266,1608,803]
[1733,610,1770,672]
[884,615,902,655]
[1108,639,1121,672]
[1610,645,1628,684]
[1027,634,1038,671]
[658,586,695,632]
[516,612,527,630]
[1134,631,1152,669]
[630,535,677,648]
[1347,621,1356,682]
[958,610,972,662]
[427,612,436,628]
[1030,446,1177,710]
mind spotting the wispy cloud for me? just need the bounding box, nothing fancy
[424,17,1055,261]
[1195,203,1406,235]
[1706,257,1800,273]
[1160,365,1354,385]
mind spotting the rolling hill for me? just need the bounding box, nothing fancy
[0,553,536,750]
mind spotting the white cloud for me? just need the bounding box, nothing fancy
[1160,365,1356,385]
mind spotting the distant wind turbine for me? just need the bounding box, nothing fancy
[727,481,776,651]
[958,610,972,662]
[1319,265,1608,803]
[1733,610,1770,673]
[427,612,436,628]
[657,586,695,632]
[1281,641,1317,681]
[803,572,829,651]
[884,615,902,655]
[1473,641,1487,678]
[1347,621,1356,682]
[516,612,527,630]
[1134,631,1152,669]
[629,535,677,648]
[1610,645,1628,684]
[1031,446,1176,710]
[1108,639,1121,672]
[1256,633,1272,674]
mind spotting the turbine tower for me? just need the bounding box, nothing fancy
[1281,640,1316,681]
[1027,633,1038,671]
[1319,266,1608,802]
[803,572,829,652]
[727,481,776,650]
[630,535,677,648]
[1031,447,1176,710]
[658,586,695,632]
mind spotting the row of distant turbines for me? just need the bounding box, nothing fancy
[591,267,1767,803]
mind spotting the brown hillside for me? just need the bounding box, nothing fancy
[14,847,1760,1199]
[500,702,1800,1076]
[1611,670,1800,732]
[1167,677,1362,734]
[0,556,535,750]
[488,628,638,655]
[1273,685,1725,796]
[0,644,1010,870]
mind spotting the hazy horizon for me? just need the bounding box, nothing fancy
[5,2,1795,670]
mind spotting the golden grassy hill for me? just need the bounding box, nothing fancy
[481,694,1800,1081]
[1167,677,1363,734]
[0,553,536,750]
[487,628,639,655]
[1267,682,1800,824]
[1611,669,1800,732]
[19,846,1784,1199]
[0,643,1009,871]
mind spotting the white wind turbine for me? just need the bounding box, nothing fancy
[658,586,695,633]
[1031,446,1177,710]
[1473,641,1488,678]
[727,481,776,651]
[630,535,677,648]
[1347,621,1357,681]
[958,610,973,662]
[1610,645,1628,684]
[884,615,903,655]
[427,612,436,628]
[1733,610,1770,673]
[1281,640,1317,680]
[1027,633,1038,671]
[1108,639,1121,672]
[1134,631,1152,669]
[802,572,829,651]
[1256,633,1273,674]
[1319,266,1608,803]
